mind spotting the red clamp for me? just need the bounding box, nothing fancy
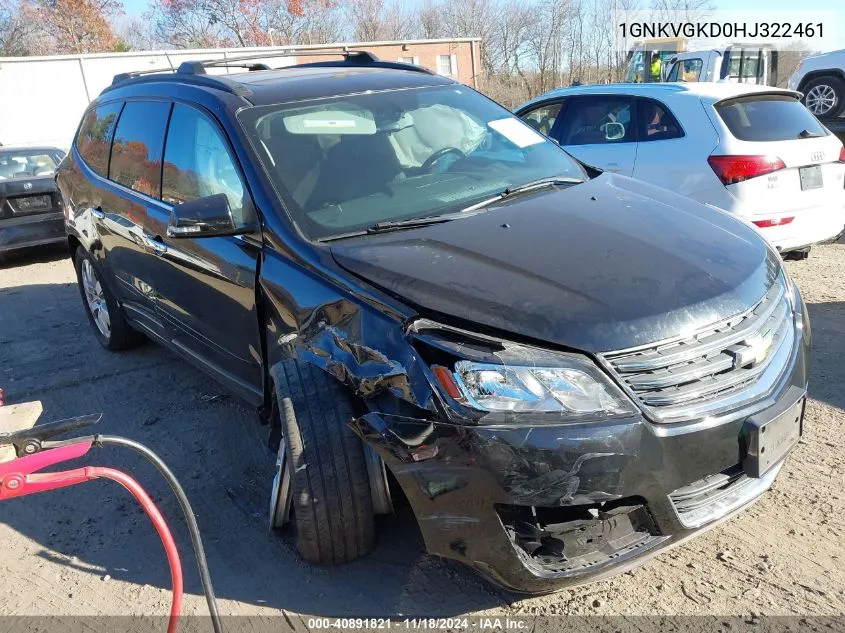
[0,441,95,501]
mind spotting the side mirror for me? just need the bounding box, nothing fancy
[167,194,236,238]
[603,121,625,141]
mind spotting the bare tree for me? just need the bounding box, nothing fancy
[0,0,39,55]
[416,0,441,40]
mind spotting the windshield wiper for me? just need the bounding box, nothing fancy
[366,214,461,234]
[317,212,476,242]
[459,176,583,213]
[323,177,584,241]
[502,176,583,196]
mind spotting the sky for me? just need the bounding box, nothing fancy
[117,0,845,52]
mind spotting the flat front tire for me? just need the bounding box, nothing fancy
[270,361,376,565]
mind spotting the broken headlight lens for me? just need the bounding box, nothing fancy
[448,360,635,416]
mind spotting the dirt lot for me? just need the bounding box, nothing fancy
[0,242,843,623]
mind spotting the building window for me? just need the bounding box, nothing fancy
[437,54,457,76]
[398,56,414,64]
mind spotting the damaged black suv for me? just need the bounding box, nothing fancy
[58,51,810,593]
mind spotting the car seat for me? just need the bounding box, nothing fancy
[307,133,403,209]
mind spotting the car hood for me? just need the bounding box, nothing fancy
[330,173,781,353]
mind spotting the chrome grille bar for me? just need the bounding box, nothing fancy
[612,283,786,373]
[601,280,793,421]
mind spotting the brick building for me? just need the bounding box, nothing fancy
[296,38,483,89]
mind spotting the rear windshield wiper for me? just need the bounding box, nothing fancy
[798,129,824,139]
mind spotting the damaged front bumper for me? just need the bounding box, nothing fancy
[354,310,810,593]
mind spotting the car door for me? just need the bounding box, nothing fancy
[74,100,171,337]
[141,101,264,404]
[630,97,689,191]
[551,95,638,175]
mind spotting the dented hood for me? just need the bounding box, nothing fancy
[330,173,781,353]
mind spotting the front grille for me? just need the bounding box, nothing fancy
[602,281,793,421]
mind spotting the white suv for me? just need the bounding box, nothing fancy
[516,83,845,254]
[788,49,845,119]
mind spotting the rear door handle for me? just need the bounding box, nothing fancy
[144,234,168,256]
[91,206,105,220]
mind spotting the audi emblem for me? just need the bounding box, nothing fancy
[811,151,825,162]
[23,182,32,190]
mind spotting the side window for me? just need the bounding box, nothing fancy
[162,103,248,227]
[109,100,171,198]
[75,102,122,177]
[676,59,703,82]
[558,97,634,146]
[638,99,684,142]
[520,102,563,136]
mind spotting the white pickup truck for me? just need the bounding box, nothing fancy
[787,49,845,118]
[625,43,776,86]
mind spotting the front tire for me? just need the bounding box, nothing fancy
[270,361,376,564]
[802,75,845,118]
[73,246,144,351]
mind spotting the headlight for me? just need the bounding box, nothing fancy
[411,318,638,421]
[450,360,635,415]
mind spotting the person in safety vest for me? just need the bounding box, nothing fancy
[650,53,662,82]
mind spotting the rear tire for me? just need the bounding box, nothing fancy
[802,75,845,118]
[73,246,144,351]
[270,361,376,564]
[784,246,811,261]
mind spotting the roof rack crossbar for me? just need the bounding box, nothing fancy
[108,47,436,92]
[178,49,380,75]
[292,58,436,76]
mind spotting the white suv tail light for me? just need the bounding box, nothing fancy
[707,155,786,186]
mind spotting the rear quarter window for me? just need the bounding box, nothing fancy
[715,95,827,142]
[76,102,123,176]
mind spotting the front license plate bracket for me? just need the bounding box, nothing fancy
[742,391,804,478]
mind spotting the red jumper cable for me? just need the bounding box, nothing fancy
[0,412,222,633]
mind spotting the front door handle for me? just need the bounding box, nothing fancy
[91,206,105,220]
[144,234,168,256]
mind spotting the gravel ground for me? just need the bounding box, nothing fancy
[0,242,843,624]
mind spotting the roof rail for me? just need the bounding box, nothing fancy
[111,66,176,86]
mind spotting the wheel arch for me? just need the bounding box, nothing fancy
[797,69,845,93]
[258,249,435,415]
[67,233,81,261]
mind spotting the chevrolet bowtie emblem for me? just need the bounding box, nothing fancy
[728,334,773,369]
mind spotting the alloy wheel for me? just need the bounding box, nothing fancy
[81,259,111,338]
[805,84,837,116]
[269,437,292,529]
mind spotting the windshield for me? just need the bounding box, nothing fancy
[0,149,63,181]
[239,85,586,240]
